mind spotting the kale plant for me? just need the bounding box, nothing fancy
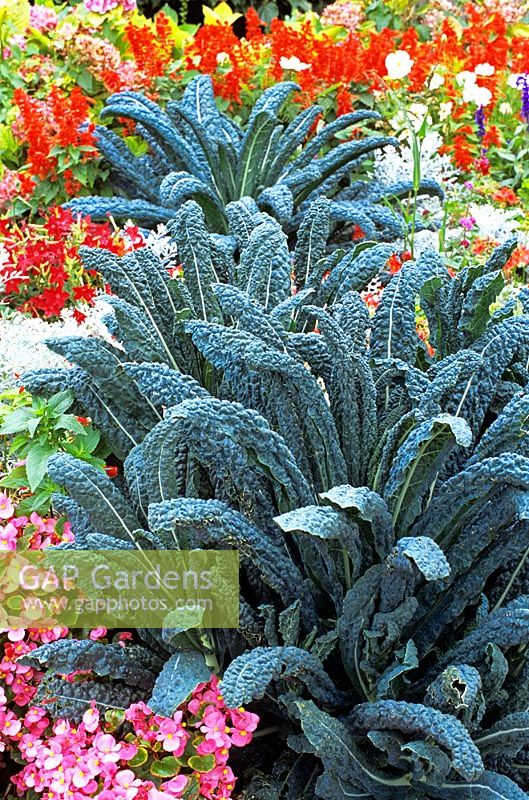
[66,76,441,242]
[20,207,529,798]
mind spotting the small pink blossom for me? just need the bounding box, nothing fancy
[115,768,142,798]
[29,5,58,31]
[89,626,107,641]
[0,492,14,519]
[93,732,122,762]
[161,775,188,794]
[156,716,188,755]
[459,216,476,231]
[82,706,100,733]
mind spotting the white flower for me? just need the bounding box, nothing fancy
[279,56,311,72]
[439,101,453,120]
[499,102,513,114]
[385,50,414,80]
[216,51,230,65]
[474,62,495,76]
[462,83,492,106]
[408,102,430,130]
[508,72,527,88]
[428,71,445,90]
[390,103,431,140]
[456,70,477,87]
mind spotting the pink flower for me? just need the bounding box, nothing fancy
[161,775,188,795]
[72,763,93,788]
[0,492,14,519]
[83,0,136,12]
[29,5,58,31]
[0,710,22,737]
[82,706,100,733]
[459,215,476,231]
[19,733,41,759]
[36,626,68,644]
[229,707,259,746]
[148,790,178,800]
[115,769,142,798]
[93,732,122,762]
[200,707,232,749]
[6,628,25,642]
[0,521,18,550]
[89,626,107,641]
[119,741,138,760]
[156,717,187,755]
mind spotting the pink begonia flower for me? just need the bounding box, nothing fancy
[89,626,107,640]
[156,716,188,754]
[149,789,180,800]
[0,492,14,519]
[119,741,138,760]
[161,774,188,794]
[42,744,62,770]
[86,752,104,775]
[18,733,41,759]
[5,627,25,642]
[0,525,18,549]
[17,762,44,790]
[93,732,122,762]
[199,764,234,796]
[229,708,260,747]
[37,626,68,644]
[72,764,94,789]
[0,710,22,737]
[24,705,48,728]
[52,719,71,736]
[50,770,70,794]
[200,707,231,748]
[82,706,100,733]
[115,769,142,798]
[84,0,136,12]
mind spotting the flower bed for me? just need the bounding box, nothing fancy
[3,1,529,799]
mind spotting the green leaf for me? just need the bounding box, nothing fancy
[150,756,181,778]
[187,754,216,773]
[128,747,149,768]
[0,407,33,435]
[47,390,74,415]
[0,465,28,489]
[25,443,56,493]
[26,416,41,438]
[53,414,88,435]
